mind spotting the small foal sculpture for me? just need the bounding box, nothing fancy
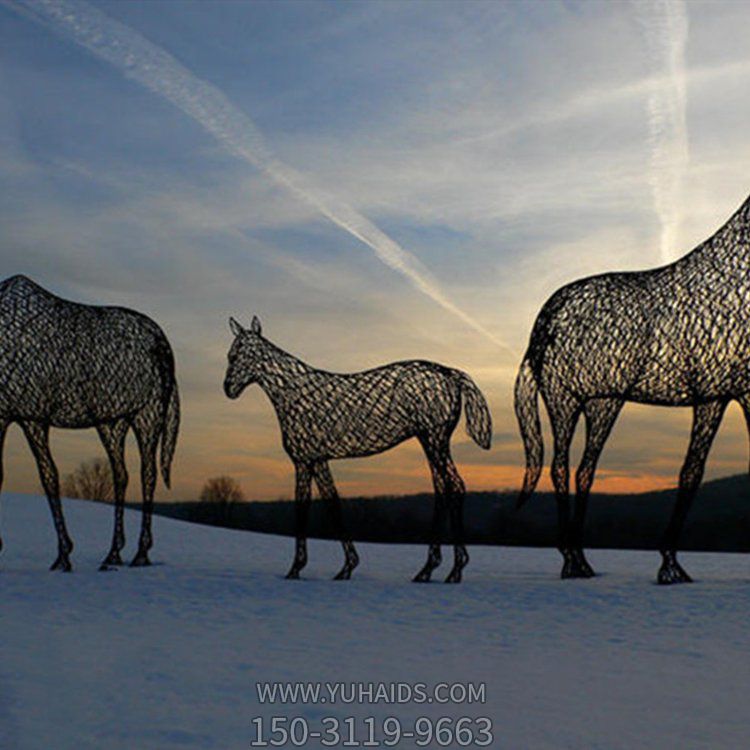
[224,316,492,582]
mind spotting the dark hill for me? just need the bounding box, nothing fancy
[150,473,750,552]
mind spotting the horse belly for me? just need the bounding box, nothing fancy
[539,343,641,400]
[626,326,750,404]
[51,388,154,428]
[0,357,159,428]
[69,367,159,426]
[325,422,413,459]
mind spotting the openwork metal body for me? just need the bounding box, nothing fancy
[516,196,750,584]
[224,317,492,582]
[0,275,179,570]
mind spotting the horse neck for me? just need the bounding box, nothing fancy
[683,198,750,273]
[256,343,315,404]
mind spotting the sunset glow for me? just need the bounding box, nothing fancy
[2,0,750,500]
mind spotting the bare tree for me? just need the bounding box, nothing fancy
[200,476,244,525]
[200,476,244,504]
[62,458,114,503]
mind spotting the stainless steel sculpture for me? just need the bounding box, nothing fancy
[515,195,750,584]
[224,316,492,582]
[0,275,180,571]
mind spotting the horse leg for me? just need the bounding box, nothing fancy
[286,463,312,579]
[0,420,9,555]
[444,456,468,584]
[21,422,73,571]
[97,420,129,570]
[547,394,581,579]
[737,395,750,476]
[568,398,623,578]
[413,438,446,582]
[659,401,726,584]
[130,409,159,567]
[736,395,750,547]
[313,461,358,580]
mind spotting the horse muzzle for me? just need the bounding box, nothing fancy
[223,377,243,399]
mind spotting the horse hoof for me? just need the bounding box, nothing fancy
[129,552,152,568]
[98,563,119,572]
[101,552,124,568]
[561,552,596,579]
[333,568,352,581]
[576,567,596,579]
[50,556,72,572]
[285,570,301,580]
[412,570,432,583]
[658,551,692,585]
[444,570,462,583]
[561,567,596,579]
[657,564,693,585]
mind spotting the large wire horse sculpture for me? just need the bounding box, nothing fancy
[516,194,750,584]
[224,316,492,582]
[0,275,180,571]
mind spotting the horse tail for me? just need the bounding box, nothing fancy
[160,381,180,489]
[515,355,543,508]
[458,373,492,450]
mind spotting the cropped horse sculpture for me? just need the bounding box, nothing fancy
[515,194,750,584]
[0,275,180,571]
[224,316,492,582]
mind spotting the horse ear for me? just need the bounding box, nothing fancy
[229,317,245,337]
[251,315,262,335]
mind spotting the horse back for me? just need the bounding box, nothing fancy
[0,276,173,426]
[280,360,463,461]
[529,255,750,403]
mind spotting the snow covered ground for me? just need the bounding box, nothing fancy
[2,493,750,749]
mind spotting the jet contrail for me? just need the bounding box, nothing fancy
[634,0,689,264]
[5,0,507,349]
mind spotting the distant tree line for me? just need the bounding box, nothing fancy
[63,459,244,522]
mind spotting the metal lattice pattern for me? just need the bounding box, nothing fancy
[516,196,750,584]
[0,275,179,571]
[224,316,492,582]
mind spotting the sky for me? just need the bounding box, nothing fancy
[2,0,750,502]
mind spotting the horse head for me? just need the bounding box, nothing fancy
[223,315,264,399]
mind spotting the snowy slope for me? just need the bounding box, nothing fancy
[1,493,750,749]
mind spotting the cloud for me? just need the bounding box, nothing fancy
[4,0,750,499]
[633,0,690,264]
[3,0,505,349]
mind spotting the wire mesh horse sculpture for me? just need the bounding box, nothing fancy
[224,316,492,582]
[0,275,179,571]
[516,194,750,584]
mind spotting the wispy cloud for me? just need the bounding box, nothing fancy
[6,0,750,499]
[3,0,507,349]
[634,0,689,264]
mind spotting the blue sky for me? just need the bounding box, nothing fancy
[2,0,750,500]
